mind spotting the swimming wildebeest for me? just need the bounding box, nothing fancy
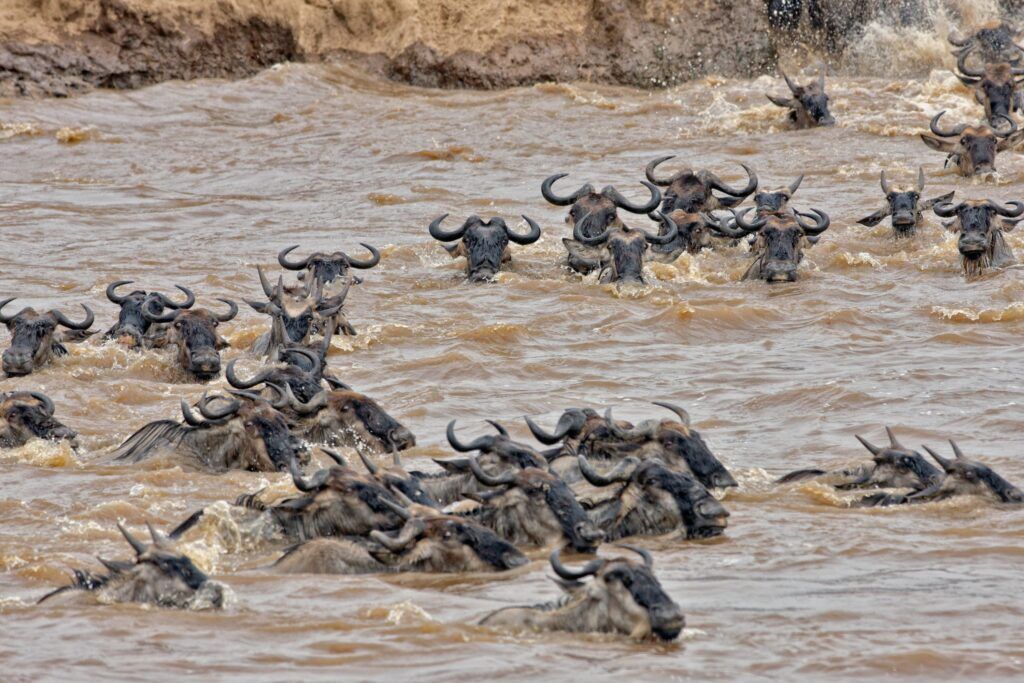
[542,174,661,239]
[777,427,944,495]
[766,65,835,128]
[857,168,954,238]
[109,389,309,472]
[248,267,347,356]
[953,48,1024,125]
[458,456,604,553]
[281,385,416,454]
[277,242,380,299]
[0,391,78,449]
[948,21,1023,63]
[480,546,684,641]
[712,208,831,282]
[428,214,542,281]
[272,499,528,574]
[355,450,439,509]
[563,212,679,284]
[579,456,730,540]
[752,175,804,217]
[103,281,195,348]
[920,111,1024,177]
[932,197,1024,276]
[226,346,344,404]
[645,210,730,259]
[644,155,758,214]
[143,298,237,380]
[39,522,226,609]
[0,299,94,376]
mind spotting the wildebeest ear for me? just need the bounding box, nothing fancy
[716,195,744,208]
[920,191,955,210]
[551,577,586,593]
[216,336,231,350]
[997,129,1024,150]
[920,134,956,153]
[462,490,503,503]
[562,238,602,267]
[766,94,797,108]
[1000,218,1023,232]
[941,219,960,233]
[442,243,463,259]
[857,204,891,227]
[143,328,170,348]
[433,457,471,474]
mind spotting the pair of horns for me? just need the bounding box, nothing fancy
[0,299,94,329]
[549,544,653,579]
[144,298,237,324]
[933,199,1024,218]
[106,281,195,309]
[428,214,542,245]
[645,156,758,197]
[880,168,925,195]
[929,110,1019,138]
[572,211,678,247]
[278,244,380,270]
[542,174,662,214]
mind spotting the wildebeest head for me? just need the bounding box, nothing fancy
[277,243,379,300]
[644,209,730,258]
[954,49,1024,124]
[920,111,1024,176]
[948,21,1023,63]
[144,299,236,380]
[525,408,602,456]
[226,347,329,405]
[247,267,346,354]
[0,391,77,448]
[767,65,835,128]
[357,450,439,509]
[857,168,954,238]
[285,385,415,454]
[542,173,661,240]
[601,403,737,489]
[466,456,604,553]
[752,175,803,216]
[368,499,528,571]
[580,456,730,540]
[645,156,758,213]
[447,419,551,470]
[565,213,679,284]
[104,280,195,348]
[480,547,684,641]
[715,208,830,282]
[849,427,945,491]
[921,441,1024,504]
[0,300,94,376]
[428,214,542,281]
[933,198,1024,275]
[39,523,226,609]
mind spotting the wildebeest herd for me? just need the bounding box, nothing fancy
[5,21,1024,642]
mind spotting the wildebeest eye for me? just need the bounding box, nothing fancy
[964,470,977,481]
[960,137,968,145]
[174,321,183,329]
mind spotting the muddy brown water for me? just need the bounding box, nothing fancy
[2,60,1024,681]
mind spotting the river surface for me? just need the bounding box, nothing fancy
[1,57,1024,682]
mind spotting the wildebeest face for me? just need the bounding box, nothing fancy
[645,156,758,214]
[848,428,945,491]
[923,441,1024,504]
[0,301,94,376]
[858,169,955,238]
[541,174,661,241]
[717,208,830,283]
[39,523,226,610]
[567,215,678,284]
[949,21,1022,64]
[278,243,380,299]
[752,175,803,217]
[767,66,835,128]
[429,214,542,282]
[955,56,1024,123]
[147,301,236,380]
[920,111,1024,176]
[287,388,415,453]
[637,462,729,538]
[0,391,77,448]
[104,281,194,347]
[933,198,1024,273]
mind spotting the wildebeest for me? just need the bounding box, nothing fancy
[766,65,835,128]
[457,456,604,553]
[644,155,758,214]
[542,173,661,244]
[579,456,730,540]
[856,168,954,238]
[226,346,342,404]
[480,546,684,641]
[277,243,380,299]
[281,385,416,454]
[109,389,308,472]
[563,212,679,284]
[356,450,439,509]
[0,299,94,376]
[248,267,347,356]
[920,111,1024,176]
[777,427,944,495]
[143,298,237,380]
[713,208,830,282]
[932,198,1024,276]
[752,175,804,217]
[39,523,226,609]
[645,210,729,259]
[948,21,1023,63]
[428,214,542,281]
[272,499,527,574]
[103,281,195,348]
[954,49,1024,125]
[0,391,77,449]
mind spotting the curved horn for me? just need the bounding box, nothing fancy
[549,548,604,580]
[616,543,654,569]
[922,444,955,473]
[949,439,968,460]
[795,209,831,236]
[933,200,962,217]
[285,384,327,415]
[644,155,676,186]
[643,212,679,245]
[604,407,657,440]
[779,67,800,94]
[370,518,425,552]
[879,170,893,195]
[652,401,691,429]
[159,285,195,310]
[180,399,205,427]
[197,394,241,421]
[702,212,748,239]
[885,426,905,450]
[732,207,768,234]
[506,215,542,245]
[947,29,972,48]
[484,420,509,437]
[142,299,179,323]
[280,347,321,377]
[992,114,1019,138]
[23,391,55,416]
[578,454,639,486]
[956,49,985,78]
[0,298,18,324]
[105,280,133,305]
[321,447,347,467]
[572,216,612,246]
[256,265,277,299]
[345,243,380,269]
[467,456,517,487]
[117,522,147,556]
[706,163,758,197]
[278,245,311,270]
[929,111,968,138]
[602,181,662,214]
[428,213,470,242]
[855,434,882,456]
[288,457,325,492]
[225,359,275,389]
[525,411,586,445]
[787,174,804,195]
[212,298,237,323]
[445,420,493,453]
[357,450,379,475]
[52,304,94,331]
[541,173,593,206]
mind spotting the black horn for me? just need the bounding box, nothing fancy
[105,280,133,305]
[602,182,662,215]
[706,163,758,197]
[578,455,639,486]
[644,155,677,186]
[505,215,542,245]
[278,245,311,270]
[929,111,968,138]
[212,298,238,323]
[549,548,604,580]
[52,305,94,330]
[468,456,517,487]
[541,174,594,206]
